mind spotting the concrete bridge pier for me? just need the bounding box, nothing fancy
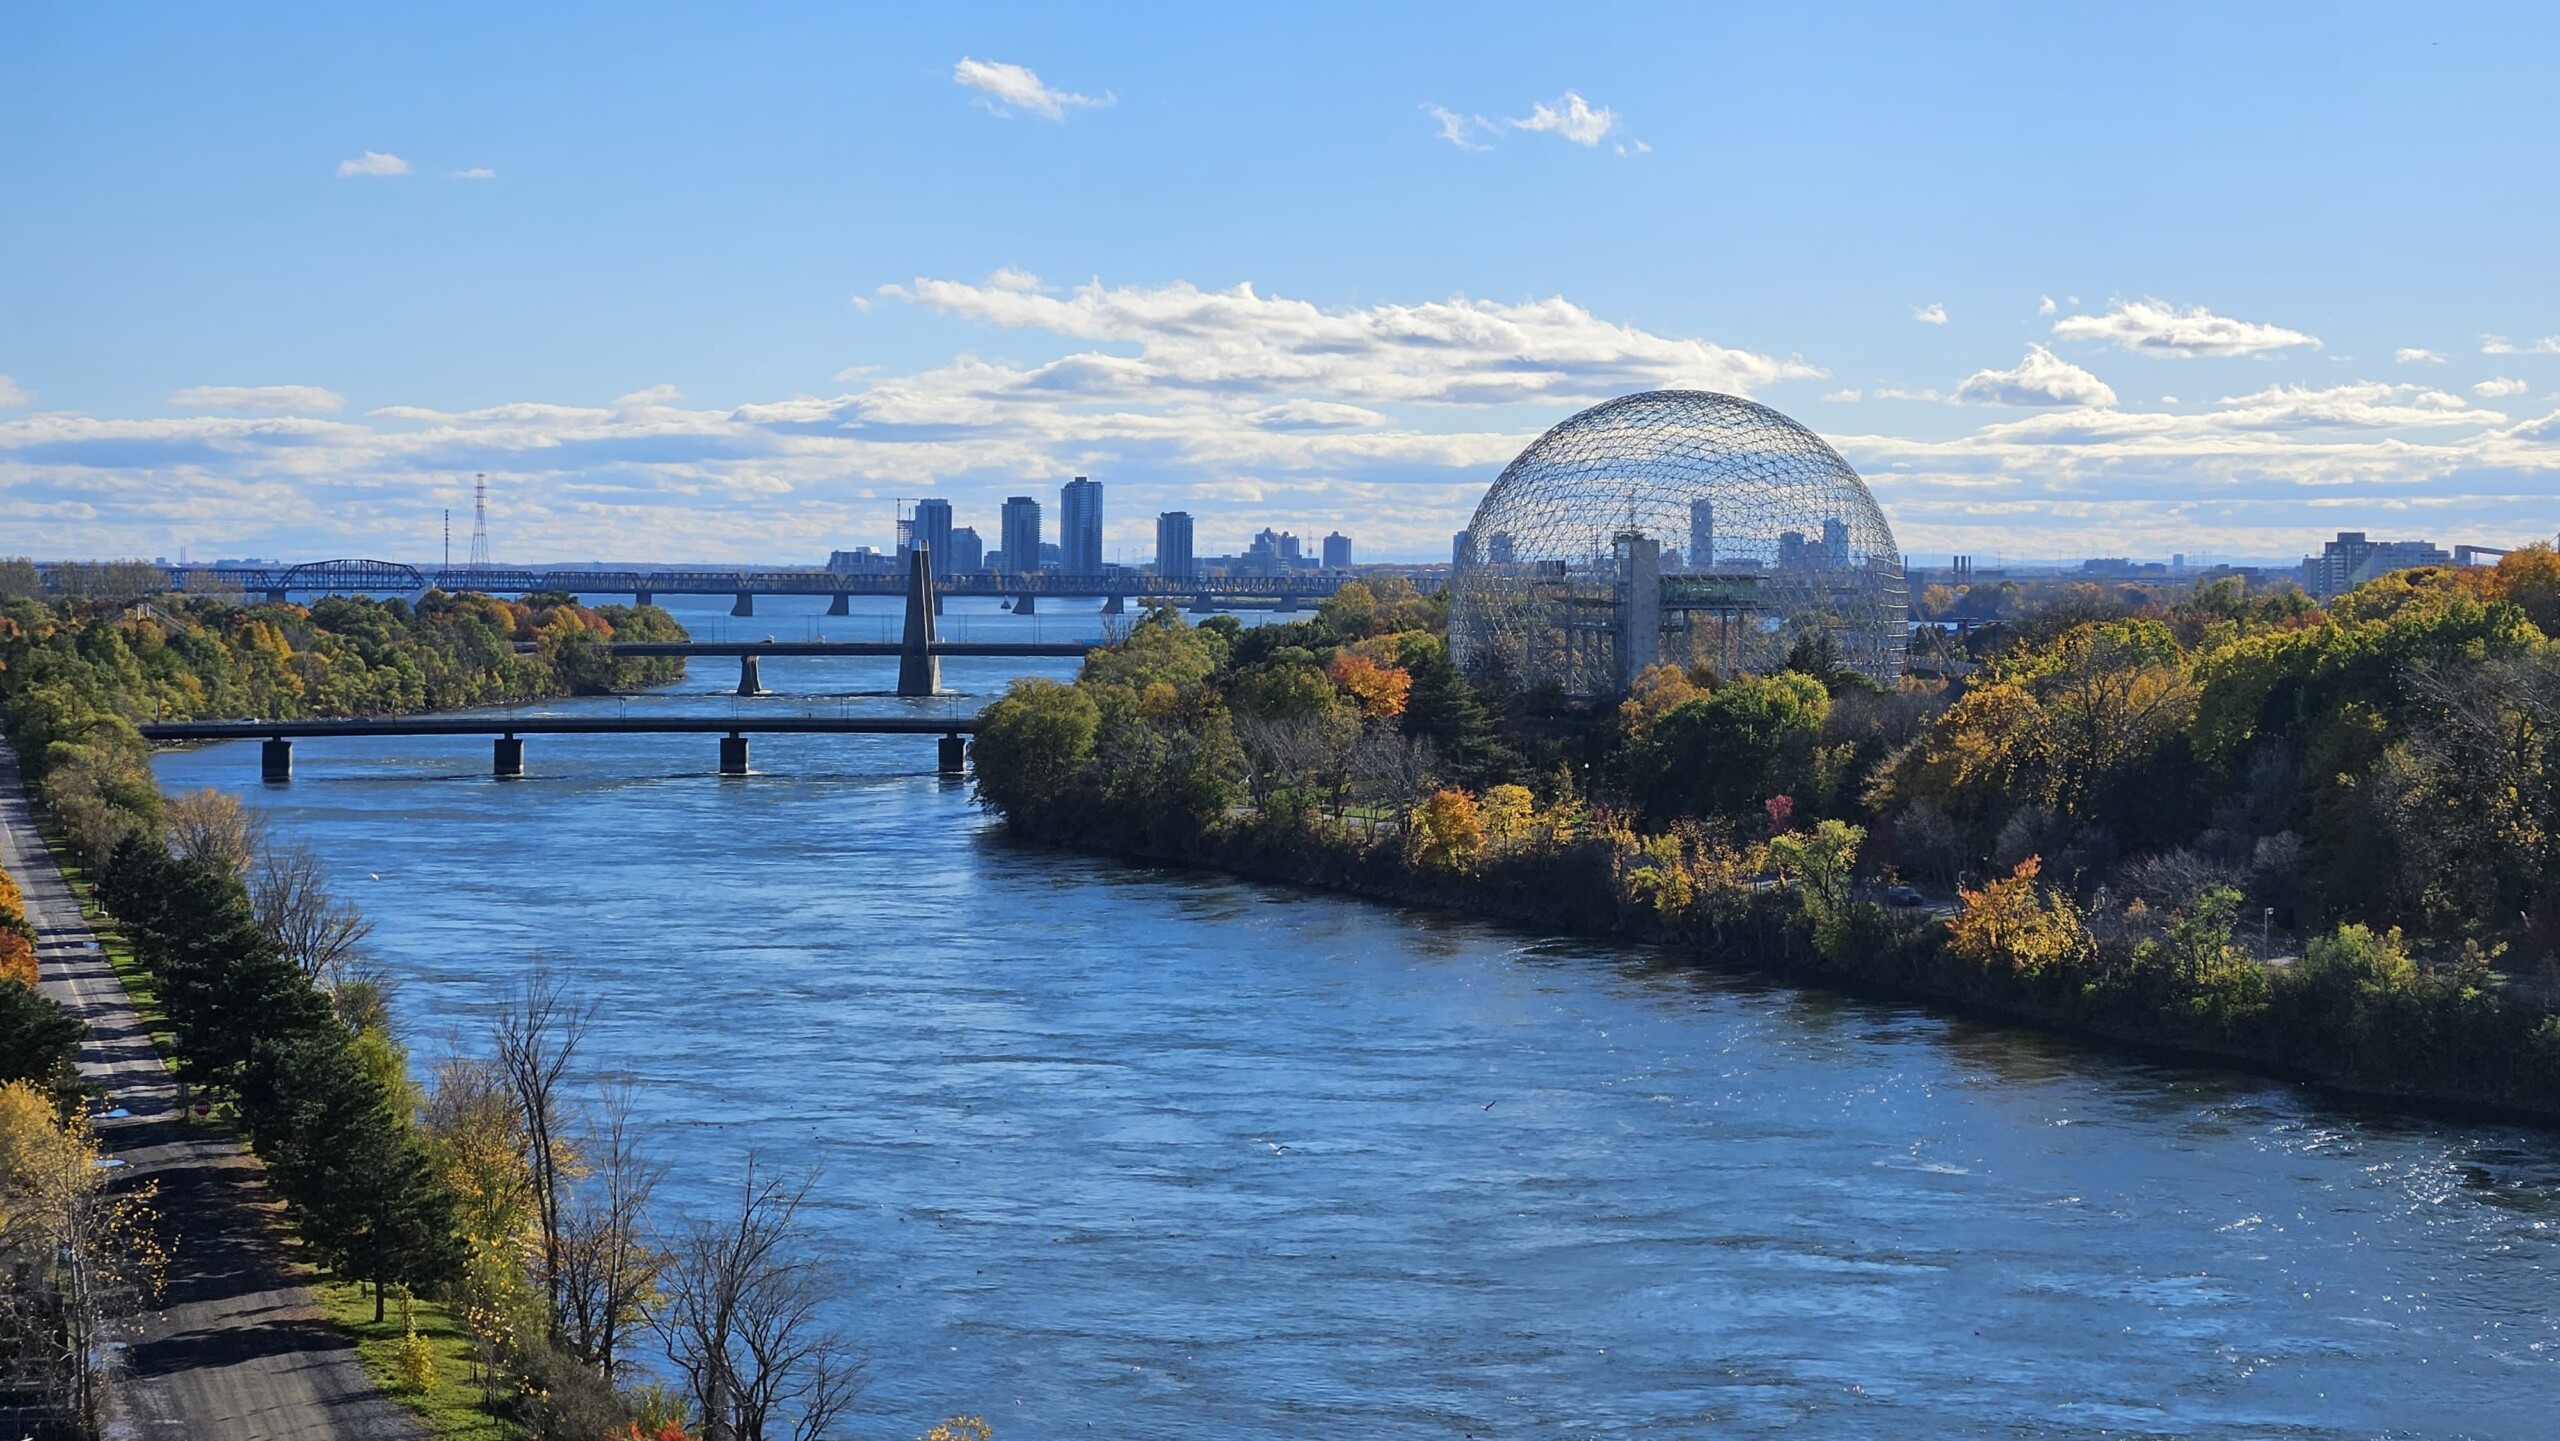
[826,593,851,616]
[1188,593,1216,614]
[635,590,653,608]
[264,588,290,605]
[939,733,966,775]
[736,654,764,696]
[898,548,941,698]
[719,733,750,775]
[493,735,525,777]
[1012,592,1037,616]
[1101,594,1124,616]
[260,738,292,783]
[730,592,754,618]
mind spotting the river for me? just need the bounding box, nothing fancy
[152,595,2560,1438]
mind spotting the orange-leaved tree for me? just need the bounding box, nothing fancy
[1329,650,1411,719]
[1409,787,1486,871]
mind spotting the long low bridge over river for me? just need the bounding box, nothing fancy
[48,558,1365,614]
[527,638,1099,696]
[139,714,979,780]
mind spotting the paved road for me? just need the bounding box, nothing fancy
[2,751,422,1441]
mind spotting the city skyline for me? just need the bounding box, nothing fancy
[6,5,2560,564]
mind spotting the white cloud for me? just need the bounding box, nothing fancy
[2051,298,2319,358]
[20,276,2560,564]
[1424,104,1493,152]
[952,56,1109,121]
[0,375,26,407]
[2482,334,2560,356]
[1509,92,1617,146]
[452,167,495,180]
[2205,381,2503,429]
[1953,345,2118,407]
[1912,303,1948,325]
[2475,376,2531,398]
[873,271,1823,407]
[1822,389,1862,403]
[2037,296,2057,317]
[336,151,410,178]
[169,384,346,414]
[2395,347,2446,364]
[1873,386,1945,402]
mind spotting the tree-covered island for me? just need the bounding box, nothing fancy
[974,558,2560,1118]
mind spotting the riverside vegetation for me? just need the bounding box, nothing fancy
[0,586,964,1441]
[972,560,2560,1118]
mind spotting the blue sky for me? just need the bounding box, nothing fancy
[5,2,2558,564]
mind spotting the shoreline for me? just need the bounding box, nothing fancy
[988,816,2560,1129]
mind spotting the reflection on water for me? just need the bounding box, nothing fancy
[149,594,2560,1437]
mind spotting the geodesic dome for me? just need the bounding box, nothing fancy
[1450,390,1906,696]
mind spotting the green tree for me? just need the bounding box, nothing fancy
[1627,671,1829,823]
[971,678,1100,820]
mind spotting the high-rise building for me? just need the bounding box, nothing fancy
[1322,532,1351,569]
[2298,530,2451,597]
[1452,531,1472,567]
[1822,516,1850,568]
[1061,476,1104,575]
[909,498,954,569]
[1156,512,1196,578]
[999,496,1042,577]
[947,526,984,575]
[1689,499,1715,570]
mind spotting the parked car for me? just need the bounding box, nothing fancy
[1884,884,1925,908]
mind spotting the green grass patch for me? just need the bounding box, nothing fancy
[314,1279,519,1441]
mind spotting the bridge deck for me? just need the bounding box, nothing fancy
[512,640,1095,657]
[139,715,976,740]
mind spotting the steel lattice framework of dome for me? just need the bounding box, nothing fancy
[1450,390,1907,696]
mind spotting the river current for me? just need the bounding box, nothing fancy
[152,596,2560,1438]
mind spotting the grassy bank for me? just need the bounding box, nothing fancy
[314,1280,516,1441]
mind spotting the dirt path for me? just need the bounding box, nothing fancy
[3,751,422,1441]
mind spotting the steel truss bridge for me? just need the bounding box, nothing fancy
[55,559,1365,612]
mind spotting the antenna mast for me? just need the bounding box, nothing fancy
[442,509,451,573]
[469,475,492,572]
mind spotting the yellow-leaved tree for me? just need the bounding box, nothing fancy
[1946,856,2095,979]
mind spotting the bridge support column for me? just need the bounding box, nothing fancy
[1101,594,1124,615]
[635,590,653,608]
[719,734,750,776]
[1189,594,1214,614]
[1012,592,1036,616]
[737,654,764,696]
[939,733,967,775]
[730,592,754,618]
[493,736,524,778]
[261,738,293,783]
[898,547,941,698]
[264,588,289,606]
[826,593,851,616]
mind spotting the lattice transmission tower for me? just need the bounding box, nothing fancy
[469,474,492,573]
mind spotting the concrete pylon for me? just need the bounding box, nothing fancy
[898,546,940,697]
[736,654,764,696]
